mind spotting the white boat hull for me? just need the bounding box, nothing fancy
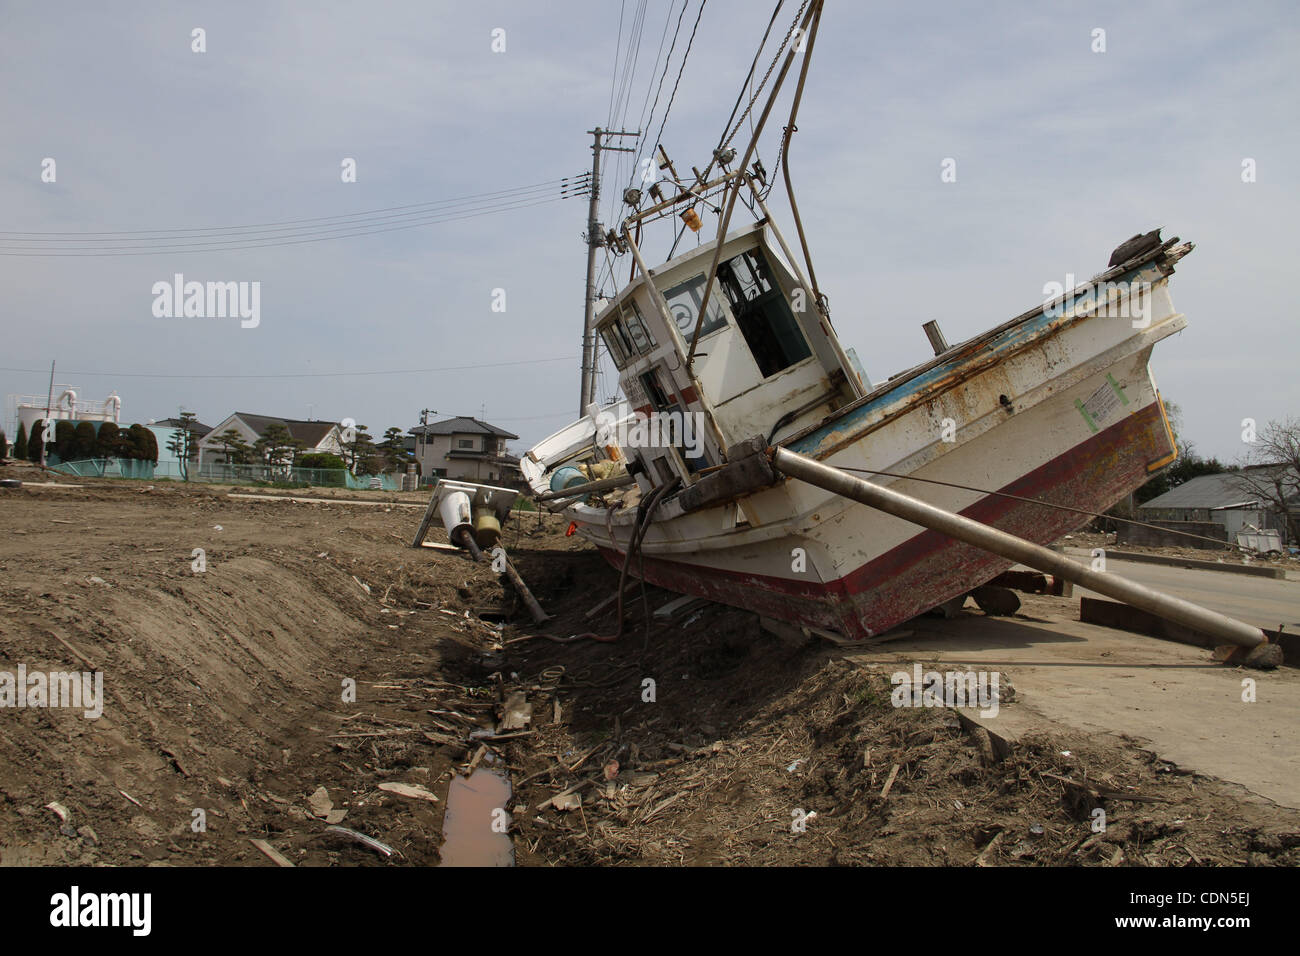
[527,244,1187,640]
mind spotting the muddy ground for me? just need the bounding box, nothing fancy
[1,463,1297,867]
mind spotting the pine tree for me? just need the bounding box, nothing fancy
[211,428,252,465]
[165,412,201,480]
[12,422,26,460]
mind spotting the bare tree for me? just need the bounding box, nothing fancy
[1232,417,1300,544]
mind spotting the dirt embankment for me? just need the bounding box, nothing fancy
[1,465,1297,866]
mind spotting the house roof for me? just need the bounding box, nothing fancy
[1140,464,1299,510]
[409,416,519,440]
[152,417,214,437]
[230,412,339,447]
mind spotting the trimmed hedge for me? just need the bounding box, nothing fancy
[95,421,121,457]
[54,420,76,461]
[28,420,45,462]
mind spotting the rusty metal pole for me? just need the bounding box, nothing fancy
[453,528,550,626]
[771,446,1269,650]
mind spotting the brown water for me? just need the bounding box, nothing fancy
[438,769,514,867]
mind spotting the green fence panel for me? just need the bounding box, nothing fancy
[53,458,399,489]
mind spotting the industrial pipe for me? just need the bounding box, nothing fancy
[534,471,638,502]
[771,446,1269,650]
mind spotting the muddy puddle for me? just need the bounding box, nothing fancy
[439,769,514,867]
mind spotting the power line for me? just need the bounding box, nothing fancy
[0,192,574,256]
[635,0,692,196]
[715,1,785,154]
[631,0,684,143]
[603,0,650,234]
[1,177,587,239]
[609,0,681,237]
[606,0,627,128]
[648,0,708,167]
[0,356,574,381]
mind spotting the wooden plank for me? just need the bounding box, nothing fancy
[411,488,441,547]
[653,595,709,620]
[249,838,295,868]
[879,763,901,799]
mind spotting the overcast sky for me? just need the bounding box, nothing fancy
[2,0,1296,463]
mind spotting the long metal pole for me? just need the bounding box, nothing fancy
[770,446,1269,649]
[578,128,603,416]
[686,0,821,372]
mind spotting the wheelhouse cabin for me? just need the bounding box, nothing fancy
[595,220,866,495]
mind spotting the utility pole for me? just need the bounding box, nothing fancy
[419,407,436,487]
[579,127,638,416]
[40,360,55,469]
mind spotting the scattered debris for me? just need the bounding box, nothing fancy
[250,838,295,867]
[499,691,533,731]
[307,786,347,824]
[377,782,439,803]
[324,826,395,858]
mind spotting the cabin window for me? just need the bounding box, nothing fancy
[663,274,728,341]
[717,249,812,377]
[621,300,656,356]
[600,325,629,367]
[600,300,655,370]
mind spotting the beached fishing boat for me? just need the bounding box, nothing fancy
[503,0,1271,654]
[517,0,1196,641]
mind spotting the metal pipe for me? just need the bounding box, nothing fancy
[534,472,638,502]
[455,528,550,625]
[770,446,1269,649]
[923,320,950,355]
[779,1,823,307]
[502,556,551,625]
[686,0,822,372]
[750,180,865,397]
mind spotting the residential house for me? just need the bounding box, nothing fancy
[198,412,345,471]
[1135,464,1299,547]
[407,416,521,485]
[149,416,213,471]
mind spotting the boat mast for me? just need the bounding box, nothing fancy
[579,127,637,416]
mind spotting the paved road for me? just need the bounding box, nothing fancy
[1057,548,1300,631]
